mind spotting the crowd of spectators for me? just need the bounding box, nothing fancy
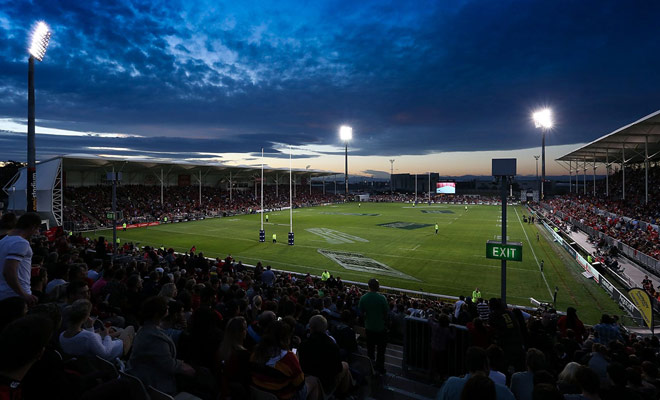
[2,194,660,400]
[64,185,339,229]
[367,193,506,204]
[543,196,660,260]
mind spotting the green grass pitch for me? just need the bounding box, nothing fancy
[96,203,621,324]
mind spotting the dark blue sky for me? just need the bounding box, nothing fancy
[0,0,659,172]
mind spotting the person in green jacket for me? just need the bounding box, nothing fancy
[472,287,482,303]
[435,223,439,234]
[321,270,330,281]
[272,233,277,243]
[265,214,269,222]
[122,222,127,231]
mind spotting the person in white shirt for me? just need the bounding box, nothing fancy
[0,212,42,305]
[60,299,132,360]
[454,296,466,319]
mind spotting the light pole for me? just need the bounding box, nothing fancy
[27,21,52,212]
[339,126,352,197]
[533,155,540,197]
[389,159,395,194]
[533,109,553,200]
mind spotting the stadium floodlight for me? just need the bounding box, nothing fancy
[532,109,553,129]
[339,125,353,141]
[532,108,552,200]
[26,21,52,212]
[339,125,352,196]
[29,22,51,62]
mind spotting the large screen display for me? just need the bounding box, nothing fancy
[436,182,456,194]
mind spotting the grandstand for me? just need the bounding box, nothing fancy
[2,113,660,400]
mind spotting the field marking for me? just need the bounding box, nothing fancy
[119,238,535,301]
[411,244,420,251]
[142,226,535,273]
[513,206,553,300]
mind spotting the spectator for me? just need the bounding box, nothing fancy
[261,265,275,287]
[0,212,42,305]
[0,315,53,400]
[592,314,622,345]
[436,346,515,400]
[250,320,311,400]
[557,362,582,395]
[564,366,602,400]
[510,348,546,400]
[558,307,587,343]
[359,278,389,374]
[429,312,456,380]
[59,299,132,360]
[298,315,353,396]
[128,296,195,394]
[460,374,496,400]
[218,316,250,399]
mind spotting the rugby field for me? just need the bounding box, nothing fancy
[95,203,621,323]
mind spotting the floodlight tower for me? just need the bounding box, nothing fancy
[389,159,395,194]
[339,126,352,197]
[27,21,52,212]
[533,155,540,196]
[533,109,553,200]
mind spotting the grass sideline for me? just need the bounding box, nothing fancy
[93,203,621,324]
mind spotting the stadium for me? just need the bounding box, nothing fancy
[2,3,660,400]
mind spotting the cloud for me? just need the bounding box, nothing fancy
[0,0,658,159]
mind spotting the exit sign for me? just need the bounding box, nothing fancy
[486,240,523,262]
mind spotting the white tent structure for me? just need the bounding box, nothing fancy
[3,154,335,227]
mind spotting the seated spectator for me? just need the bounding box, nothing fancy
[298,315,353,396]
[0,315,54,400]
[218,316,251,399]
[250,320,312,400]
[436,346,515,400]
[510,348,546,400]
[557,362,582,395]
[59,299,132,360]
[128,296,195,395]
[460,374,496,400]
[564,366,601,400]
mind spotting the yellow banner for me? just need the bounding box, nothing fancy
[628,288,653,329]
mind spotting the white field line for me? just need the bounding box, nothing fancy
[147,227,534,273]
[125,238,536,301]
[513,206,553,300]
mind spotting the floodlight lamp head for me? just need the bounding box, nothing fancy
[533,108,553,129]
[339,125,353,141]
[29,21,51,62]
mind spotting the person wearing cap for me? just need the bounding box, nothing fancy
[358,278,389,374]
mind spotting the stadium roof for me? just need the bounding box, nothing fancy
[48,154,338,178]
[557,109,660,164]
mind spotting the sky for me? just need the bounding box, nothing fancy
[1,0,659,177]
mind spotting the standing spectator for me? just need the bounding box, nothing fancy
[476,298,490,320]
[557,307,586,343]
[358,278,389,374]
[472,287,482,303]
[429,313,456,380]
[261,265,275,287]
[454,296,466,319]
[219,316,250,399]
[0,212,41,305]
[592,314,622,345]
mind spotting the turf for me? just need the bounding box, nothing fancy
[94,203,621,324]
